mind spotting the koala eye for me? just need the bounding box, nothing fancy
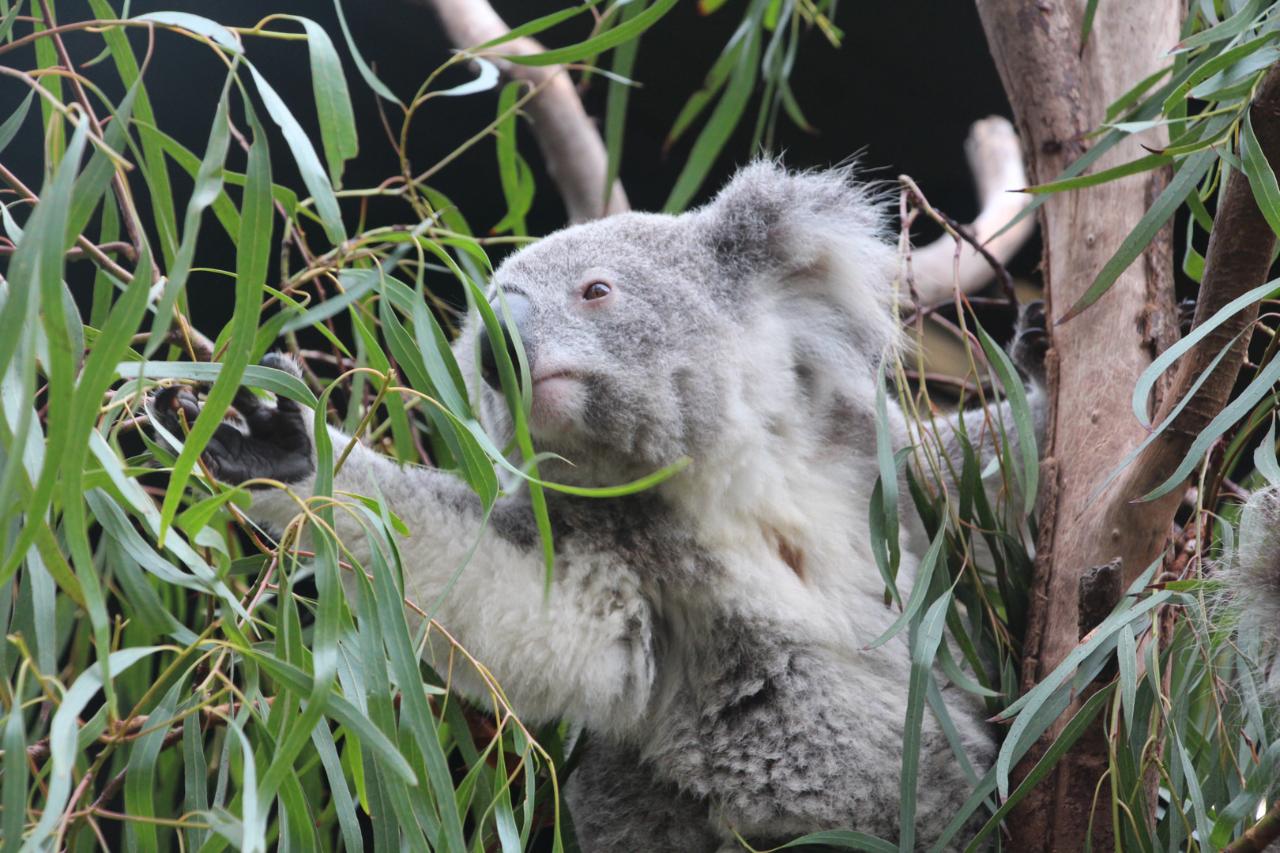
[583,281,612,301]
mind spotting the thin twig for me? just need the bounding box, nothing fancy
[901,174,1018,308]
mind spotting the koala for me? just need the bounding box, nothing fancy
[153,163,1045,851]
[1223,485,1280,697]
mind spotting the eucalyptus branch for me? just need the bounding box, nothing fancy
[911,116,1035,304]
[36,0,154,275]
[415,0,628,221]
[1225,799,1280,853]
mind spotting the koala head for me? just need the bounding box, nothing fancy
[456,162,901,487]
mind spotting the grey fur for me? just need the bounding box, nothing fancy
[1224,485,1280,699]
[184,162,1046,850]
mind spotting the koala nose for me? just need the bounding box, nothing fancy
[479,291,532,391]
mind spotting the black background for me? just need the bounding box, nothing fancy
[0,0,1033,332]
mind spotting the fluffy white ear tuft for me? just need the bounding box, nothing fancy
[699,161,902,361]
[698,160,890,275]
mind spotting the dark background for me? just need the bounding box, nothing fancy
[0,0,1033,332]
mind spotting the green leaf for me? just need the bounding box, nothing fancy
[1174,0,1263,52]
[158,101,273,540]
[1131,277,1278,427]
[1255,416,1280,486]
[133,11,242,52]
[1140,347,1280,500]
[472,0,604,52]
[0,120,91,582]
[145,77,234,356]
[869,360,902,599]
[964,685,1114,851]
[26,647,168,849]
[131,121,240,240]
[67,80,140,245]
[664,28,743,149]
[0,1,20,42]
[293,17,359,189]
[366,533,468,852]
[976,323,1039,514]
[604,0,647,204]
[865,523,946,651]
[2,681,28,853]
[279,268,378,333]
[124,361,318,408]
[1117,623,1137,731]
[664,0,763,212]
[779,830,896,852]
[89,0,180,263]
[994,589,1169,797]
[1171,722,1213,847]
[492,81,533,236]
[312,721,364,852]
[124,680,184,853]
[0,90,33,157]
[437,56,501,97]
[899,592,951,851]
[1021,153,1172,195]
[248,62,347,245]
[331,0,403,104]
[1060,149,1214,322]
[1242,106,1280,238]
[1079,0,1100,52]
[495,0,677,66]
[244,647,417,785]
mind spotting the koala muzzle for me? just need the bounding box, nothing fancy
[479,291,532,391]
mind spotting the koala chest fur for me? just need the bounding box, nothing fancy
[490,439,993,850]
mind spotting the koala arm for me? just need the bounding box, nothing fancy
[901,302,1048,510]
[917,386,1046,500]
[152,367,655,732]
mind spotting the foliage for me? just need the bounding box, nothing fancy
[868,2,1280,849]
[1,0,1278,851]
[0,1,694,848]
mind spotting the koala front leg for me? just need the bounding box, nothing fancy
[152,359,656,731]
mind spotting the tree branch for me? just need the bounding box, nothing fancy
[912,116,1036,304]
[416,0,628,222]
[1225,799,1280,853]
[1055,64,1280,610]
[1131,65,1280,484]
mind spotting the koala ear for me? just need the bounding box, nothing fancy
[699,160,889,276]
[700,160,902,363]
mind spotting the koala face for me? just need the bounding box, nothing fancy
[466,211,733,481]
[458,162,900,486]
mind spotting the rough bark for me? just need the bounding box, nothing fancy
[418,0,629,221]
[974,1,1181,848]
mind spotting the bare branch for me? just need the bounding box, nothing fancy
[416,0,628,222]
[911,116,1036,304]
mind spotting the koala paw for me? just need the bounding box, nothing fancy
[1010,299,1048,383]
[149,352,315,486]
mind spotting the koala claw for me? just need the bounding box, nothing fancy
[150,355,315,487]
[1011,299,1048,382]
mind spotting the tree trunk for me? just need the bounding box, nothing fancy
[974,2,1181,848]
